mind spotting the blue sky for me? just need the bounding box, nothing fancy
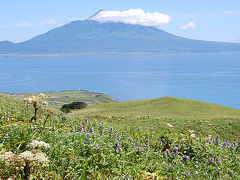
[0,0,240,43]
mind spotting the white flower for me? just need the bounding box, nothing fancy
[167,123,173,128]
[28,140,50,149]
[188,130,194,134]
[190,134,196,138]
[0,151,15,161]
[19,151,34,161]
[33,151,49,166]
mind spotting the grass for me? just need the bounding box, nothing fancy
[0,94,240,179]
[70,97,240,140]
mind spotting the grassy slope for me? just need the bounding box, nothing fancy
[71,96,240,117]
[70,97,240,139]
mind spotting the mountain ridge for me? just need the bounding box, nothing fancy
[1,20,240,55]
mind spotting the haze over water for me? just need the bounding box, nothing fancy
[0,52,240,109]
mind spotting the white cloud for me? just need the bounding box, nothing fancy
[38,18,61,26]
[16,22,31,27]
[223,10,240,15]
[180,21,195,30]
[89,9,171,28]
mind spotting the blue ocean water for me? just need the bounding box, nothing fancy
[0,52,240,109]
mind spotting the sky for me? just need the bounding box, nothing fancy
[0,0,240,43]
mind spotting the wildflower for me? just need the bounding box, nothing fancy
[185,171,191,177]
[209,158,214,164]
[146,139,150,148]
[100,129,104,134]
[0,151,15,162]
[137,147,145,152]
[109,127,113,134]
[78,125,83,132]
[72,127,75,132]
[180,133,185,137]
[19,151,34,161]
[97,147,102,152]
[84,118,88,123]
[164,149,170,157]
[167,123,173,128]
[208,138,214,144]
[28,140,50,149]
[89,126,94,133]
[215,134,220,144]
[41,101,48,107]
[223,142,227,148]
[183,155,189,161]
[138,127,142,131]
[190,134,196,138]
[151,127,154,131]
[86,134,90,138]
[173,147,178,154]
[216,157,221,163]
[132,143,135,148]
[113,142,120,150]
[188,130,194,134]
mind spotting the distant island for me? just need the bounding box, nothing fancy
[1,19,240,55]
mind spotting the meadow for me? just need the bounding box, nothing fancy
[0,94,240,179]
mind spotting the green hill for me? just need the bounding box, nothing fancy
[70,97,240,139]
[71,96,240,117]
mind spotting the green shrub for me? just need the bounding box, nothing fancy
[60,101,87,113]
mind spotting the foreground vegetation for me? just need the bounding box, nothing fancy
[0,94,240,179]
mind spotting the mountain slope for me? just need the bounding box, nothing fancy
[1,20,240,54]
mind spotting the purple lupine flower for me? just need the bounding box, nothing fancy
[223,142,227,148]
[86,133,90,138]
[72,127,75,132]
[99,123,102,128]
[138,127,142,131]
[109,127,113,134]
[84,118,88,123]
[183,155,189,161]
[146,139,150,148]
[137,147,145,152]
[216,157,221,163]
[113,142,120,150]
[132,143,135,148]
[85,140,90,144]
[209,158,214,164]
[164,149,170,157]
[78,125,83,132]
[216,134,220,144]
[173,147,178,154]
[235,172,237,176]
[97,147,102,152]
[100,129,104,134]
[116,133,120,137]
[209,138,214,144]
[185,171,191,177]
[89,126,94,133]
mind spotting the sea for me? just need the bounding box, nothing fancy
[0,52,240,109]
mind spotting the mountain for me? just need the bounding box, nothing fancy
[1,20,240,55]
